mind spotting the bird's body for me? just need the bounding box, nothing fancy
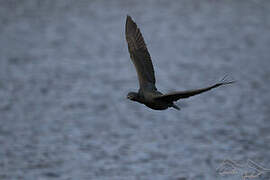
[125,15,234,110]
[133,89,178,110]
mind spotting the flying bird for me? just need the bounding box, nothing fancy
[125,15,234,110]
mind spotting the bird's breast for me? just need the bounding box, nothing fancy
[144,101,169,110]
[138,90,169,110]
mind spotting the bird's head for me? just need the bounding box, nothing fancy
[127,92,139,101]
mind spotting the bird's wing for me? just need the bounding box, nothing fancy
[154,81,235,102]
[125,15,156,89]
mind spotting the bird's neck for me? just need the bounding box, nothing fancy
[134,94,144,104]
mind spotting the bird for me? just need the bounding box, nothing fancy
[125,15,234,110]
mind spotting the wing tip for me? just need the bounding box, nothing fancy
[125,14,137,34]
[126,14,132,20]
[126,14,133,25]
[219,75,236,85]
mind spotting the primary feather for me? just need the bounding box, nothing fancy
[125,15,156,89]
[154,81,235,102]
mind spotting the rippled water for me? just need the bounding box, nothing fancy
[0,0,270,179]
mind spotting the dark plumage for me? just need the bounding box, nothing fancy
[125,15,234,110]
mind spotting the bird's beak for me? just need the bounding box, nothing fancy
[127,95,132,100]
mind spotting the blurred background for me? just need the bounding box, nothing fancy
[0,0,270,179]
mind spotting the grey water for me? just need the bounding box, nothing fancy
[0,0,270,180]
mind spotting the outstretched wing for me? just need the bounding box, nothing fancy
[125,15,156,89]
[154,81,235,102]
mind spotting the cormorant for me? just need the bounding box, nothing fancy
[125,15,234,110]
